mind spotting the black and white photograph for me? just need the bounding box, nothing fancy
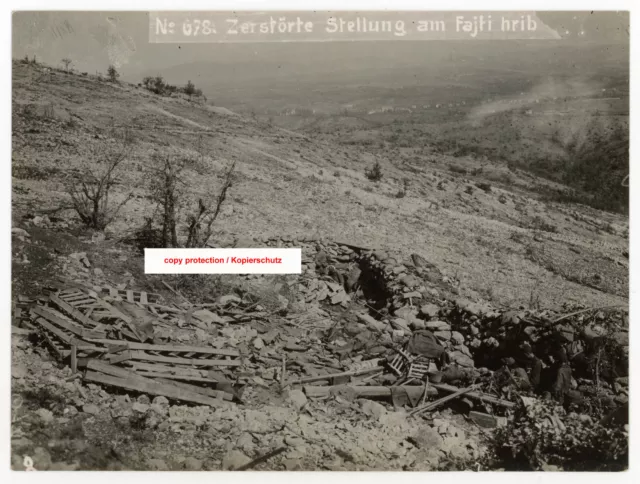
[8,5,631,473]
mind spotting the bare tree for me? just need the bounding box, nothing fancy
[107,65,120,83]
[149,154,186,248]
[61,57,72,72]
[68,128,134,230]
[185,161,236,248]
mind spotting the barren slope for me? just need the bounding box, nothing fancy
[12,61,628,309]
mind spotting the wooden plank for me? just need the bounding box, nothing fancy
[126,290,134,303]
[31,315,73,344]
[59,291,85,300]
[430,383,515,409]
[303,385,438,399]
[140,292,148,304]
[67,298,96,306]
[70,345,77,373]
[126,361,212,378]
[136,371,220,385]
[107,350,132,364]
[49,294,104,331]
[410,384,479,416]
[106,344,129,354]
[32,315,105,354]
[38,327,70,359]
[468,411,506,429]
[129,350,241,367]
[93,299,144,342]
[32,306,83,336]
[74,343,108,353]
[84,370,226,407]
[288,366,382,385]
[145,304,182,314]
[63,294,94,303]
[11,326,33,336]
[87,339,240,357]
[85,361,225,407]
[32,306,105,339]
[152,377,232,401]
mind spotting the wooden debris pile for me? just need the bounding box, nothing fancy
[22,284,243,407]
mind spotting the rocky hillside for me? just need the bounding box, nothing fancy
[11,59,629,472]
[12,60,628,310]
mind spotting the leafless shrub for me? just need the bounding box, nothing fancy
[365,161,383,181]
[148,154,187,248]
[185,161,236,248]
[61,57,72,72]
[67,128,134,230]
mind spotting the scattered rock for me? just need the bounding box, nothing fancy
[283,458,303,470]
[132,402,150,413]
[82,403,100,415]
[284,389,308,410]
[35,408,54,424]
[284,435,305,447]
[222,450,251,470]
[253,337,265,350]
[184,457,203,471]
[31,446,52,470]
[147,458,169,471]
[12,365,28,379]
[409,426,443,449]
[236,432,255,453]
[419,304,440,319]
[426,321,451,331]
[11,227,30,238]
[360,399,387,419]
[434,331,452,341]
[451,331,465,345]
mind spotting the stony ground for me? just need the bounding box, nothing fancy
[11,220,489,471]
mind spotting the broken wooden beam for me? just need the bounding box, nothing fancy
[32,306,105,339]
[107,349,132,364]
[86,339,240,358]
[128,350,241,367]
[125,361,213,378]
[468,411,507,429]
[85,360,226,407]
[70,345,78,373]
[49,294,107,332]
[11,326,34,336]
[135,370,220,385]
[410,384,479,417]
[38,326,71,360]
[288,365,383,385]
[152,377,233,401]
[235,446,287,471]
[430,383,515,409]
[303,384,438,400]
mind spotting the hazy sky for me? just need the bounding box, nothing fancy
[12,11,629,83]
